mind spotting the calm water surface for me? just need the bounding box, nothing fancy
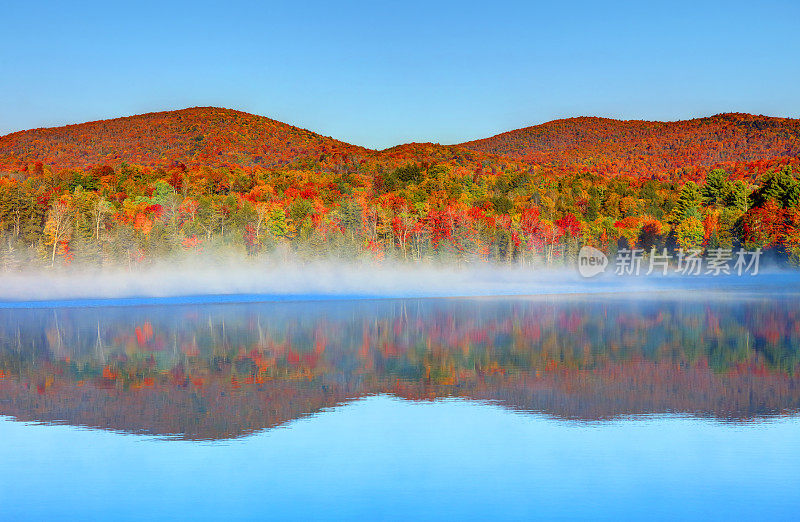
[1,292,799,520]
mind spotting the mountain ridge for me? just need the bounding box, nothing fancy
[0,106,369,170]
[458,112,800,176]
[1,107,799,177]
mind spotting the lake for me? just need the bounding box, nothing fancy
[1,291,799,520]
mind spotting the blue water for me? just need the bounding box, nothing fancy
[0,291,799,519]
[1,398,798,520]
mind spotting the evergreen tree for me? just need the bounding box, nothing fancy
[751,167,799,209]
[671,181,702,223]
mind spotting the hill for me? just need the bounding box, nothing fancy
[0,107,369,169]
[2,108,800,269]
[377,141,525,172]
[459,113,800,177]
[3,108,798,179]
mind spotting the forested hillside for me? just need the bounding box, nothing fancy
[0,107,369,169]
[460,113,800,179]
[0,108,799,269]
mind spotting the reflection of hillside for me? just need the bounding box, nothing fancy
[1,361,797,439]
[0,377,361,440]
[462,361,800,421]
[0,296,799,439]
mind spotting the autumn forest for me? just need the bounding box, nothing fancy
[1,107,799,269]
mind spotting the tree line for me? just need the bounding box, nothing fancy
[1,158,799,269]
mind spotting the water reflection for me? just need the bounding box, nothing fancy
[0,294,798,439]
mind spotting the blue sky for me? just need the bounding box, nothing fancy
[1,0,798,149]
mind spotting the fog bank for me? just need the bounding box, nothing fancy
[0,258,797,306]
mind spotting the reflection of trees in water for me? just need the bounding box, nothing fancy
[0,296,798,439]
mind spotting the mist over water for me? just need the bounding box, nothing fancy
[0,259,799,304]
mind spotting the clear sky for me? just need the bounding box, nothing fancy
[1,0,798,149]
